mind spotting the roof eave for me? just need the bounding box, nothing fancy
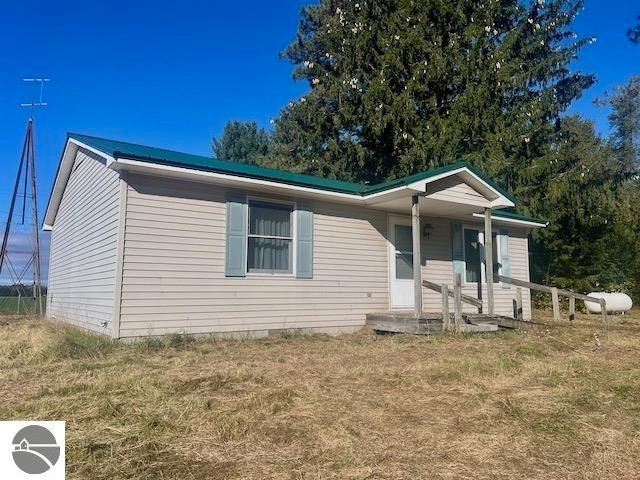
[43,137,117,230]
[113,157,367,204]
[471,212,548,228]
[405,166,515,208]
[115,158,515,210]
[112,152,363,196]
[360,162,515,207]
[45,134,525,229]
[43,136,77,230]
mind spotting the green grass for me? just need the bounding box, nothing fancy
[40,326,115,360]
[0,295,46,315]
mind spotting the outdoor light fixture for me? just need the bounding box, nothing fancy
[423,223,433,239]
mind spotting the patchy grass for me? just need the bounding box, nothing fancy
[1,310,640,479]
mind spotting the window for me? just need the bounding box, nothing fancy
[464,228,482,283]
[394,224,413,280]
[463,228,500,283]
[247,200,294,274]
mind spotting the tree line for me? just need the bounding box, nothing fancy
[213,0,640,298]
[0,284,47,297]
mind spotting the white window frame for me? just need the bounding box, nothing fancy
[245,196,297,277]
[462,225,503,285]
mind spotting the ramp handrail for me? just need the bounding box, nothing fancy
[422,275,480,331]
[422,279,482,308]
[496,275,608,325]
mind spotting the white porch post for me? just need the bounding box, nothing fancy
[484,207,494,315]
[412,195,423,318]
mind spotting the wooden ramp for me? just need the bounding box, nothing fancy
[366,312,444,335]
[464,314,544,331]
[366,312,500,335]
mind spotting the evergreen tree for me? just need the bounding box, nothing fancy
[529,116,622,291]
[268,0,595,187]
[213,121,270,165]
[598,76,640,174]
[208,1,638,297]
[600,75,640,298]
[610,180,640,297]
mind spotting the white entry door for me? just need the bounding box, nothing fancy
[388,216,415,309]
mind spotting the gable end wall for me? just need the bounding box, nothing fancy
[46,148,121,334]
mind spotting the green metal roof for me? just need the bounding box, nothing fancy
[69,133,365,195]
[69,132,515,199]
[68,132,542,224]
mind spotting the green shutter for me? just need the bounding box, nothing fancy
[451,222,464,284]
[296,204,313,278]
[499,228,511,289]
[225,193,247,277]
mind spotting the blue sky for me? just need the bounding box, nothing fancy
[0,0,638,283]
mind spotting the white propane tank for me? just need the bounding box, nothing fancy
[584,292,633,314]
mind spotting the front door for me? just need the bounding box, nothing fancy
[389,216,414,309]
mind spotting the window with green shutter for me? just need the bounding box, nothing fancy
[247,200,294,275]
[225,196,314,278]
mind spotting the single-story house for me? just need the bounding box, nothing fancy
[43,133,546,339]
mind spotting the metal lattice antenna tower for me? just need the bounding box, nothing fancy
[0,78,49,315]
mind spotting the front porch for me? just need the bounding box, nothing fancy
[367,166,520,324]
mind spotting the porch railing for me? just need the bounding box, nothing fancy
[423,274,481,331]
[496,275,608,326]
[423,274,608,331]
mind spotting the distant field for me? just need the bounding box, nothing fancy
[0,296,45,315]
[0,310,639,479]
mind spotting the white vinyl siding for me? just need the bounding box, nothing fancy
[45,157,534,337]
[118,173,389,338]
[425,176,489,207]
[46,149,121,333]
[117,174,533,336]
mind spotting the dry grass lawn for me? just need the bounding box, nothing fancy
[1,310,640,479]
